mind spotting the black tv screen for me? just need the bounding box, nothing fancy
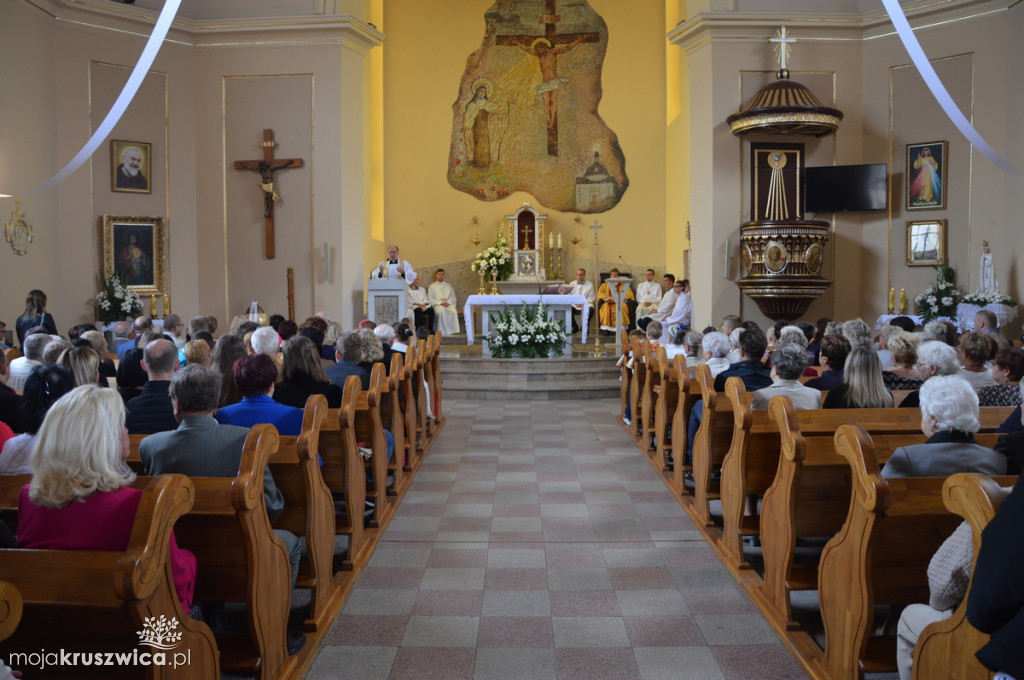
[804,163,888,213]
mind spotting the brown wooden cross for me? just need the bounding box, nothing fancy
[233,129,303,259]
[495,0,598,156]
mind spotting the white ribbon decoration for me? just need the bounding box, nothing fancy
[1,0,182,198]
[881,0,1022,178]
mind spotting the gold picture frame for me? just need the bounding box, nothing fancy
[906,219,947,266]
[110,140,152,194]
[102,215,166,296]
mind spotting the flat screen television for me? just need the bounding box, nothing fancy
[804,163,888,213]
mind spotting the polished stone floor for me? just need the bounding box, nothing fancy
[305,398,809,680]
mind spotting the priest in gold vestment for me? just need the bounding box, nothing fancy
[597,268,634,334]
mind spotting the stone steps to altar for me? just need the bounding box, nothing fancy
[439,355,621,401]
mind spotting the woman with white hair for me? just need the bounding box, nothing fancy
[842,319,872,348]
[900,340,962,408]
[16,385,197,612]
[701,331,732,378]
[881,375,1006,478]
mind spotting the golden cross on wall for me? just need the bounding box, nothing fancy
[770,25,797,72]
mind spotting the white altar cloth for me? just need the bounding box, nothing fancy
[463,294,589,349]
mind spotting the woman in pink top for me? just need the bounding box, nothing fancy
[16,385,197,612]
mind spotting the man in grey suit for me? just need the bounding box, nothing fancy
[751,344,822,411]
[140,364,306,654]
[882,375,1006,479]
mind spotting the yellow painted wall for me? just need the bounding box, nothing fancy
[380,0,679,279]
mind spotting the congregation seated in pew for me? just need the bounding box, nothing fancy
[139,363,306,654]
[216,353,304,436]
[823,344,894,409]
[17,384,197,614]
[274,335,344,408]
[0,365,75,476]
[751,343,820,411]
[881,375,1006,479]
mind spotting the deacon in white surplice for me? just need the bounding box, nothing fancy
[428,269,459,335]
[635,268,663,320]
[407,275,435,331]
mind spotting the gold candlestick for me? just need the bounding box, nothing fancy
[163,294,170,316]
[478,269,487,294]
[556,247,563,280]
[489,269,499,295]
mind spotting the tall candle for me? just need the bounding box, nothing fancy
[899,288,907,313]
[163,294,170,316]
[557,233,563,249]
[149,295,157,317]
[888,288,895,313]
[548,232,554,249]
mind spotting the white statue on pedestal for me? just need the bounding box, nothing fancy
[978,240,998,294]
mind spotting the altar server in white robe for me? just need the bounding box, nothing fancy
[371,245,417,284]
[407,276,435,331]
[428,269,459,335]
[635,268,663,320]
[637,274,678,331]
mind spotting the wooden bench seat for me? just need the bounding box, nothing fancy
[913,472,1012,680]
[759,398,1011,632]
[652,352,684,478]
[319,377,368,570]
[0,474,221,679]
[269,394,333,632]
[691,364,733,527]
[814,425,1015,680]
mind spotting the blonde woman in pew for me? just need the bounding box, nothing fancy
[881,376,1006,479]
[822,345,894,409]
[17,385,197,614]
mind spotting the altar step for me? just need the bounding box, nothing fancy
[440,355,621,401]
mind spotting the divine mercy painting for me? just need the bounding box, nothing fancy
[448,0,628,213]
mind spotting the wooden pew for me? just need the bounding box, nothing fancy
[0,474,221,679]
[815,425,1014,680]
[270,394,333,632]
[913,473,1011,680]
[652,350,681,475]
[400,344,420,466]
[670,357,703,497]
[359,363,390,527]
[429,330,444,425]
[628,337,647,439]
[385,353,406,493]
[153,425,291,679]
[619,338,632,425]
[760,399,1011,632]
[414,339,430,446]
[691,363,733,527]
[318,376,367,570]
[0,580,20,644]
[639,343,661,453]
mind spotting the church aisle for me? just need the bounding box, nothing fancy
[305,399,808,680]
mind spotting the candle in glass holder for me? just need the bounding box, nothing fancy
[557,233,563,249]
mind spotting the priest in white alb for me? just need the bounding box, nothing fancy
[428,268,459,335]
[371,244,417,284]
[635,268,663,320]
[406,275,434,331]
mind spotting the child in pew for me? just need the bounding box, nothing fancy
[16,385,198,614]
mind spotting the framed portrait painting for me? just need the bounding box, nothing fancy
[102,215,166,296]
[110,140,152,194]
[906,141,947,210]
[906,219,947,266]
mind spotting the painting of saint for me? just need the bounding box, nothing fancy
[906,141,947,210]
[115,227,153,286]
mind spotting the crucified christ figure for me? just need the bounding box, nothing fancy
[235,159,297,217]
[509,35,586,129]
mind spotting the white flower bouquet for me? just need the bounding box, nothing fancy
[915,264,960,323]
[470,231,513,281]
[488,301,567,358]
[96,272,143,323]
[960,291,1018,308]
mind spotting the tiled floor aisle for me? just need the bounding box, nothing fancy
[306,399,809,680]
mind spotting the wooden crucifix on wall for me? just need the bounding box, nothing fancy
[234,129,303,259]
[495,0,598,157]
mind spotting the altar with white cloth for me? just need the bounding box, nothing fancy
[464,294,588,357]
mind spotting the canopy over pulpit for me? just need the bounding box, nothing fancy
[505,203,546,281]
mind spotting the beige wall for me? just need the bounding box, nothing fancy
[678,3,1023,336]
[0,1,379,335]
[379,0,683,295]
